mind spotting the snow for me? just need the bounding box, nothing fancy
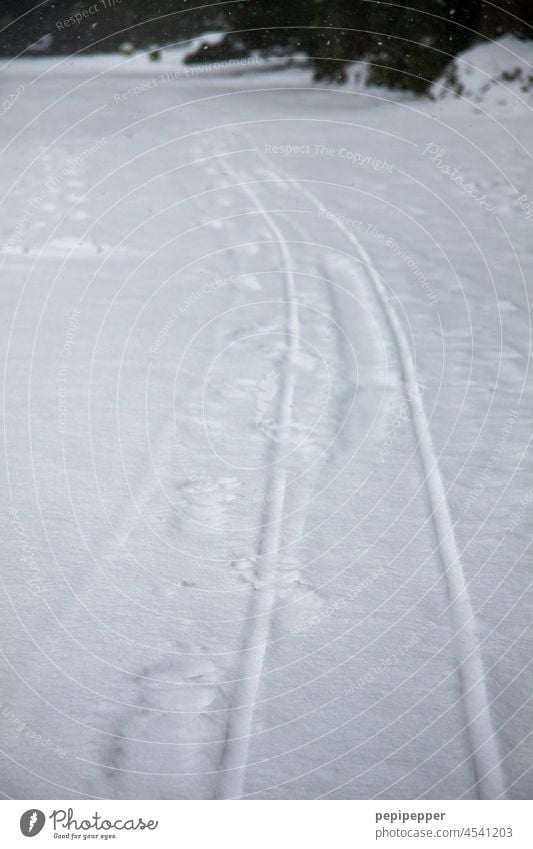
[1,40,532,800]
[433,35,533,112]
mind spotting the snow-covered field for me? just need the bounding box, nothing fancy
[1,39,532,800]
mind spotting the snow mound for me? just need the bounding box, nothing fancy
[432,36,533,110]
[182,30,226,57]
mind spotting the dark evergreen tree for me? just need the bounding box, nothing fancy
[185,0,308,64]
[364,1,475,92]
[308,0,370,84]
[480,0,533,39]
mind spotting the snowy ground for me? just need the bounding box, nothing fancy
[1,41,532,800]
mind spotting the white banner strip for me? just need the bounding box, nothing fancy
[1,800,532,848]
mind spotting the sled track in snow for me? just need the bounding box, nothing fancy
[215,158,301,800]
[254,151,505,800]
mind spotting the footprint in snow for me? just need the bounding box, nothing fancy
[293,348,317,371]
[232,555,324,626]
[213,377,257,398]
[173,476,242,532]
[497,299,518,313]
[140,655,220,713]
[255,366,280,434]
[101,651,224,798]
[237,274,263,292]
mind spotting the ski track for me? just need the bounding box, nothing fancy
[214,156,302,800]
[249,147,505,800]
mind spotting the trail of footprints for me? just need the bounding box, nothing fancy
[4,148,112,256]
[164,232,356,633]
[104,169,367,792]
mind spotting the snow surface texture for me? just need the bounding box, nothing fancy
[1,37,532,800]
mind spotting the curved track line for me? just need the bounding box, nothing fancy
[215,158,301,800]
[255,151,505,799]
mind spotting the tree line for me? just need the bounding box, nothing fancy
[194,1,533,92]
[1,1,532,93]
